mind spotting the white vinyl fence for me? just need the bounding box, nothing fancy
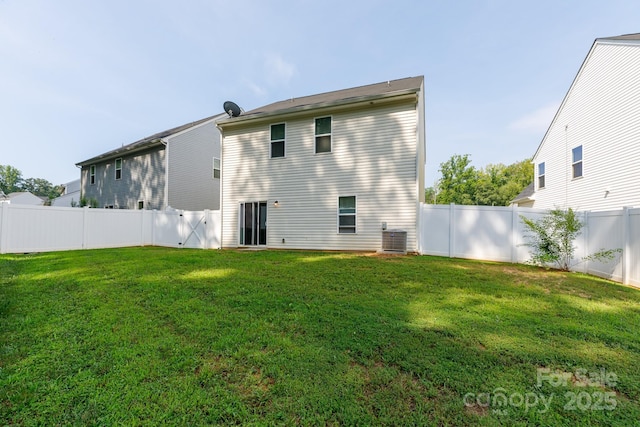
[2,202,638,287]
[419,204,640,287]
[0,203,221,254]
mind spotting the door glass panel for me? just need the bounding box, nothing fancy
[243,203,254,245]
[240,201,267,246]
[259,202,267,245]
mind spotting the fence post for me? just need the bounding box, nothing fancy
[622,207,630,285]
[140,208,145,246]
[151,210,157,247]
[0,203,9,254]
[511,205,518,263]
[82,206,89,249]
[203,209,210,249]
[449,203,455,258]
[582,210,589,274]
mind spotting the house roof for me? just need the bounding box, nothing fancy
[7,191,47,201]
[217,76,424,126]
[511,182,534,204]
[598,33,640,41]
[76,114,224,166]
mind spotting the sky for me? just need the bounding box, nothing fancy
[1,0,639,187]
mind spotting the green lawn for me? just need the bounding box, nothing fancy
[1,247,639,426]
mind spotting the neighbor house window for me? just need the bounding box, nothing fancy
[137,200,144,210]
[90,165,96,185]
[270,123,285,158]
[572,145,583,178]
[315,116,332,153]
[213,157,221,179]
[538,162,545,189]
[115,158,122,180]
[338,196,356,234]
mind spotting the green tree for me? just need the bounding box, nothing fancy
[0,164,23,194]
[475,159,533,206]
[474,163,508,206]
[425,184,438,204]
[21,177,62,200]
[436,154,477,205]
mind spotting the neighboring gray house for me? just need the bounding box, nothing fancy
[51,179,81,207]
[216,76,426,252]
[76,114,225,210]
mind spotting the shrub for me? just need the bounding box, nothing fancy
[520,208,620,271]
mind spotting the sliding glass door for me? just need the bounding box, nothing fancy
[239,202,267,246]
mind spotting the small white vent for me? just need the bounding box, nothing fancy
[381,230,407,253]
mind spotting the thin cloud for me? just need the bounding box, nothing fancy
[264,52,297,86]
[509,102,560,132]
[246,80,267,97]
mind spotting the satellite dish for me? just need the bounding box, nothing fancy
[223,101,242,117]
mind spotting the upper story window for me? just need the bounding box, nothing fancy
[213,157,221,179]
[315,116,332,153]
[89,165,96,185]
[572,145,583,178]
[270,123,285,158]
[338,196,356,234]
[115,158,122,180]
[538,162,545,189]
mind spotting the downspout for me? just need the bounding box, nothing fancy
[160,138,169,209]
[564,124,569,208]
[215,124,224,249]
[75,164,83,204]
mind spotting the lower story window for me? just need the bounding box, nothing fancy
[338,196,356,234]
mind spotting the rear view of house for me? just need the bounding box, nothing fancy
[77,114,225,210]
[526,34,640,211]
[217,76,426,252]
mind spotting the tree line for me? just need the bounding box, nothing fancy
[426,154,533,206]
[0,164,63,202]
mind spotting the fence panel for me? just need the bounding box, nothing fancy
[0,204,84,253]
[628,208,640,287]
[0,204,221,254]
[85,209,146,249]
[152,210,183,248]
[584,210,624,282]
[419,204,451,257]
[452,205,514,262]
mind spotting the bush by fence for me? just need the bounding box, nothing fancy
[419,204,639,287]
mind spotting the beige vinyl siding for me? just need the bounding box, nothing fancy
[533,41,640,211]
[222,100,420,251]
[167,120,221,210]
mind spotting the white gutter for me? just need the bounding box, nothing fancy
[160,138,169,209]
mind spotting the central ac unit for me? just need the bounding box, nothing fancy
[381,230,407,253]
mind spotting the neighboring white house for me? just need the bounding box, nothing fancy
[76,113,225,210]
[216,76,426,252]
[2,192,45,206]
[524,33,640,211]
[51,179,81,207]
[511,183,535,208]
